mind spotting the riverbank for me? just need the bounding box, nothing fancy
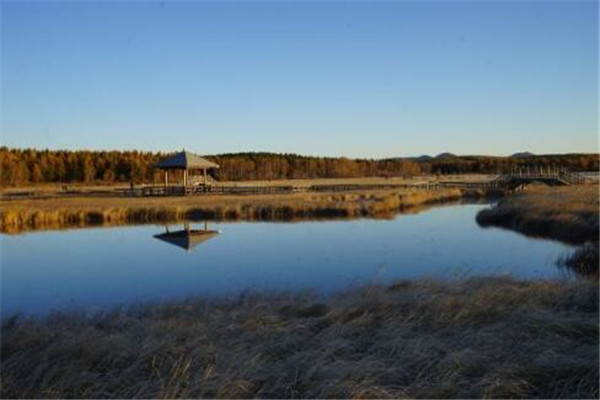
[476,185,599,277]
[476,185,598,245]
[2,277,597,399]
[0,187,475,233]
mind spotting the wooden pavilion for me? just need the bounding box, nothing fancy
[155,150,219,188]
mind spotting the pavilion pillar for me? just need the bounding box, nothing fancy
[204,168,208,192]
[164,170,168,188]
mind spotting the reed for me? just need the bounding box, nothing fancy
[476,185,599,245]
[477,185,599,278]
[0,188,466,233]
[558,242,599,278]
[1,277,597,399]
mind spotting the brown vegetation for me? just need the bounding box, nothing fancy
[1,147,597,187]
[557,243,600,278]
[477,185,599,277]
[1,148,423,186]
[0,188,465,234]
[476,185,599,245]
[1,277,597,399]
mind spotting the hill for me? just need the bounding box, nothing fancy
[435,152,457,159]
[510,152,535,158]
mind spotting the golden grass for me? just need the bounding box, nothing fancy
[1,277,597,399]
[477,185,599,277]
[0,188,466,233]
[476,185,599,245]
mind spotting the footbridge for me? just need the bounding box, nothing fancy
[439,169,588,190]
[492,169,586,189]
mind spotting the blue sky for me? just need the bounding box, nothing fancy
[2,1,598,158]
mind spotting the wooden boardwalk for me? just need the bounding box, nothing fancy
[1,170,591,201]
[116,181,444,197]
[490,169,586,188]
[111,169,590,197]
[438,169,587,190]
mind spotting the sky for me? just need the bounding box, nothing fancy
[2,1,598,158]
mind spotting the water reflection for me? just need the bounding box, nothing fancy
[153,221,220,252]
[1,204,575,316]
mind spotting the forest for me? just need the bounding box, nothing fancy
[0,147,598,186]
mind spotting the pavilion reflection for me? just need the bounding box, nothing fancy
[153,221,220,252]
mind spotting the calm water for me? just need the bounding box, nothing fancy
[1,204,573,316]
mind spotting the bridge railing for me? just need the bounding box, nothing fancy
[558,171,587,185]
[497,169,589,186]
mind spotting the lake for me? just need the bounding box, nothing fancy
[1,203,574,316]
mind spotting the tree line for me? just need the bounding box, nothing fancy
[0,147,597,186]
[421,154,599,175]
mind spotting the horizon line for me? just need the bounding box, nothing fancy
[2,146,599,160]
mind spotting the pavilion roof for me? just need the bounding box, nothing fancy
[155,151,219,169]
[153,229,219,251]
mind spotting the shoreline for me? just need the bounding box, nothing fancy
[476,185,599,276]
[1,187,490,234]
[2,277,597,399]
[476,186,598,245]
[2,186,598,399]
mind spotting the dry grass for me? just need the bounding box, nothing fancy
[558,243,600,278]
[0,188,466,233]
[476,185,599,245]
[477,185,599,277]
[1,277,597,399]
[477,185,600,280]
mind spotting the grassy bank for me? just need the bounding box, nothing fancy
[476,185,599,277]
[476,185,599,245]
[1,277,597,399]
[0,188,466,233]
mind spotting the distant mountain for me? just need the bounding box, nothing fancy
[415,155,433,162]
[435,152,457,159]
[510,152,535,158]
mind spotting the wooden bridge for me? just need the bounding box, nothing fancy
[491,169,586,188]
[438,169,588,190]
